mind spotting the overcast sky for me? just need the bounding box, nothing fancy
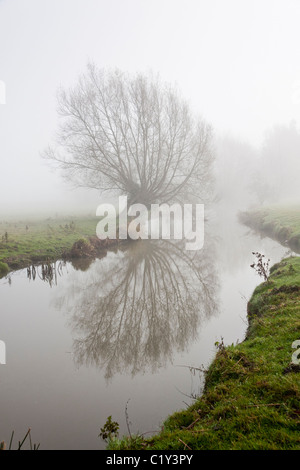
[1,0,300,216]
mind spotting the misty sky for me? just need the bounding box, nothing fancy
[1,0,300,215]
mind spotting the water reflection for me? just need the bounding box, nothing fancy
[27,261,67,287]
[52,239,219,380]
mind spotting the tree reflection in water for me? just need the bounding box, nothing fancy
[53,238,219,380]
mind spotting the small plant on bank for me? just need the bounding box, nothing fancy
[0,428,40,450]
[1,232,8,243]
[99,405,145,450]
[214,337,225,352]
[250,252,270,282]
[99,416,120,442]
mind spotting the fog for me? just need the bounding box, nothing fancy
[1,0,300,217]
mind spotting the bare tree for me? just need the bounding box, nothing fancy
[44,63,214,205]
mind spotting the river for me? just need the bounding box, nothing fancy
[0,212,292,449]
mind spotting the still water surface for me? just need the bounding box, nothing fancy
[0,215,292,449]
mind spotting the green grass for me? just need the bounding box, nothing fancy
[239,204,300,252]
[0,261,9,276]
[0,216,99,275]
[107,256,300,450]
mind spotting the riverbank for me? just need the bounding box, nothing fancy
[106,255,300,450]
[239,204,300,253]
[0,215,118,276]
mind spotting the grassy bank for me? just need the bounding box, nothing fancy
[239,204,300,253]
[106,256,300,450]
[0,216,99,275]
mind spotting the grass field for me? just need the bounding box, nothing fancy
[0,215,99,274]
